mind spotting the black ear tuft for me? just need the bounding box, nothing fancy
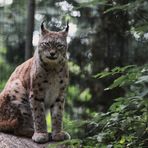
[65,20,69,32]
[41,20,45,31]
[40,20,49,35]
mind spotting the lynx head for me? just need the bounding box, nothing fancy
[37,21,69,65]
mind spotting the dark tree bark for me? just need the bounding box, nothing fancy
[25,0,35,60]
[89,0,129,111]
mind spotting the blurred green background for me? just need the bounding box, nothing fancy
[0,0,148,147]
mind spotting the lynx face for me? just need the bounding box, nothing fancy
[38,29,68,64]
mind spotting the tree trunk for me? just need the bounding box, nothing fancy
[25,0,35,60]
[90,0,129,111]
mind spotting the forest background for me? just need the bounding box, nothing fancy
[0,0,147,147]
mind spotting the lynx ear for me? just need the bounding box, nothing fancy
[40,21,49,36]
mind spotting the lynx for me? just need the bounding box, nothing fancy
[0,22,70,143]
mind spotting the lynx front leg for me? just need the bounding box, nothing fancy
[50,95,70,141]
[29,92,48,143]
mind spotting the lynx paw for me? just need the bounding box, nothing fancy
[14,128,34,138]
[32,132,49,143]
[52,131,71,141]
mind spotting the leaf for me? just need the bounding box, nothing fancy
[140,89,148,97]
[49,139,82,148]
[107,145,113,148]
[97,133,106,142]
[104,3,130,14]
[104,0,145,14]
[94,65,135,79]
[79,88,92,101]
[107,75,127,89]
[94,71,111,78]
[76,0,109,9]
[119,136,126,144]
[136,75,148,84]
[134,23,148,33]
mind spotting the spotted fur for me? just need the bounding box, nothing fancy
[0,22,70,143]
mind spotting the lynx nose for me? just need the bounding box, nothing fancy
[50,51,56,57]
[46,50,58,60]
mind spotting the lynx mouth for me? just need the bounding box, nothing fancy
[46,55,58,60]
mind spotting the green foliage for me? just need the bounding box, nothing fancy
[94,65,146,90]
[134,23,148,34]
[46,112,52,132]
[103,0,145,14]
[104,3,130,14]
[51,65,148,147]
[79,88,92,102]
[48,139,81,148]
[66,85,93,118]
[0,61,15,91]
[68,61,81,75]
[94,65,135,78]
[77,0,108,8]
[0,80,6,91]
[79,0,148,34]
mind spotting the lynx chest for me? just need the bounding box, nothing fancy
[45,73,61,105]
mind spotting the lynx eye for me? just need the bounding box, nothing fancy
[40,42,51,48]
[57,44,65,50]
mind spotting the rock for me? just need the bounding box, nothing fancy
[0,132,50,148]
